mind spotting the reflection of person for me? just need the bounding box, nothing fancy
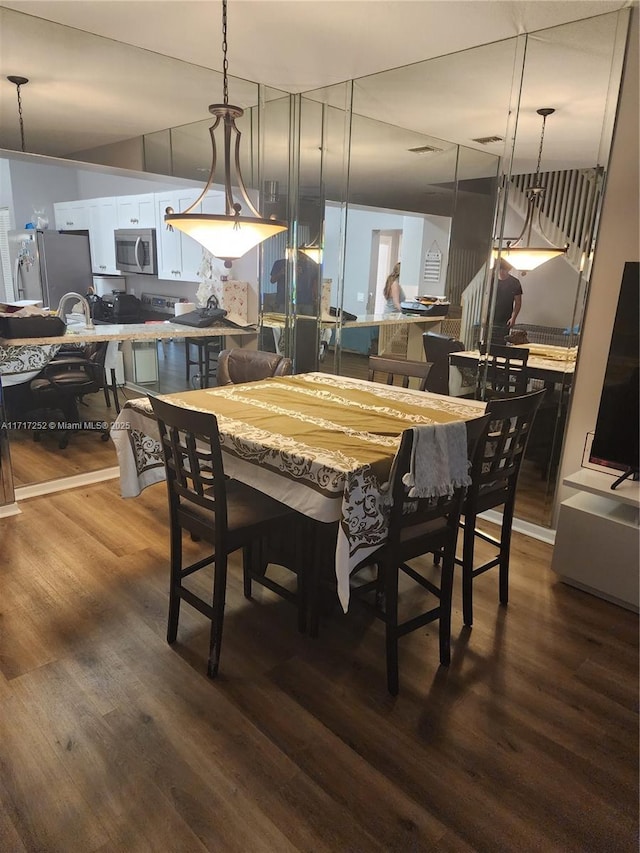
[383,262,404,314]
[492,258,522,342]
[269,253,319,314]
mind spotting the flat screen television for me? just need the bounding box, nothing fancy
[589,261,639,487]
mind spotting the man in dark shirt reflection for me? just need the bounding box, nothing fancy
[492,257,523,342]
[270,253,319,315]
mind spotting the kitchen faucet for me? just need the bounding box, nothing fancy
[57,292,95,330]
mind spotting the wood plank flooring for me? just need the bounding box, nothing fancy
[1,480,637,851]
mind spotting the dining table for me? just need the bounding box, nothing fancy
[449,343,577,388]
[110,372,486,612]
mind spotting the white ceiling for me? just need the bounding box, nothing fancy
[0,0,632,179]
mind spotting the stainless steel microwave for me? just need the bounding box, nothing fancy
[114,228,157,275]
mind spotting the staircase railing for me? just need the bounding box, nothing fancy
[460,264,487,349]
[508,168,603,270]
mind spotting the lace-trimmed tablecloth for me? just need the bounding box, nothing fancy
[111,372,485,610]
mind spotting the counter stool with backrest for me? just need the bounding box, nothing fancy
[477,342,530,398]
[216,348,293,385]
[422,332,467,395]
[458,389,545,625]
[367,355,430,390]
[349,414,490,695]
[149,396,305,678]
[185,336,222,388]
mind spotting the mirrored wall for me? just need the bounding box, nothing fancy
[0,6,630,529]
[285,10,629,527]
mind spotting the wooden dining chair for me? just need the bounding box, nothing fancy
[422,332,465,395]
[458,389,546,626]
[367,355,431,391]
[477,342,530,398]
[149,396,302,677]
[350,414,490,695]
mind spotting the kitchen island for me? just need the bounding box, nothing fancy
[0,319,256,347]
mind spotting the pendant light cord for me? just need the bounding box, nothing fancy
[7,75,28,152]
[16,82,26,152]
[222,0,229,107]
[534,112,548,181]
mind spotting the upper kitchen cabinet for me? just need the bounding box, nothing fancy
[116,194,156,229]
[87,197,120,275]
[53,200,89,231]
[155,190,203,282]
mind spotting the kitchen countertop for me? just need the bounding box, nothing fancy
[262,311,447,329]
[0,321,257,346]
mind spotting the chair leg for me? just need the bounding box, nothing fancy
[461,512,477,627]
[207,555,228,678]
[242,544,253,599]
[439,551,455,666]
[167,525,182,644]
[294,527,307,635]
[383,562,400,696]
[499,498,515,606]
[110,369,120,415]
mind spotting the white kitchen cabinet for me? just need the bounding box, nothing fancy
[155,190,203,282]
[87,197,120,275]
[116,194,156,229]
[53,200,89,231]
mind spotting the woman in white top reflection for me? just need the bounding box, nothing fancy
[383,262,405,314]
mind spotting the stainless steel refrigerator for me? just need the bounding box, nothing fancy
[8,229,93,309]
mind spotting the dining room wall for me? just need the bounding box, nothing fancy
[557,6,639,514]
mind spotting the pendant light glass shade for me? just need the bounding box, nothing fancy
[164,1,287,266]
[491,244,566,271]
[166,213,286,264]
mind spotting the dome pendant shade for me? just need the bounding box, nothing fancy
[491,245,567,271]
[165,212,287,264]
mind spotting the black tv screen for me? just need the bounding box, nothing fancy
[590,261,639,473]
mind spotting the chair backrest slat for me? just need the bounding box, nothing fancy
[368,356,431,392]
[150,395,228,543]
[478,342,530,398]
[469,390,546,495]
[387,415,491,541]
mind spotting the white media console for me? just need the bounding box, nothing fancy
[552,467,639,611]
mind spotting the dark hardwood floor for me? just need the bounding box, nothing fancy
[1,480,637,851]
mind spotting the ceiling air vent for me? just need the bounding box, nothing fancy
[408,145,443,154]
[472,135,504,145]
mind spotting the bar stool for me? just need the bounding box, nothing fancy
[185,337,222,388]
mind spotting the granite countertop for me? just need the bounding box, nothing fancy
[262,312,445,329]
[0,321,257,346]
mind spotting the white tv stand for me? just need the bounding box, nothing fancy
[552,468,639,611]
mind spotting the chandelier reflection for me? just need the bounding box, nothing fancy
[493,108,568,272]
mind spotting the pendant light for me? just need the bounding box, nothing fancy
[7,75,29,152]
[164,0,287,267]
[493,108,568,272]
